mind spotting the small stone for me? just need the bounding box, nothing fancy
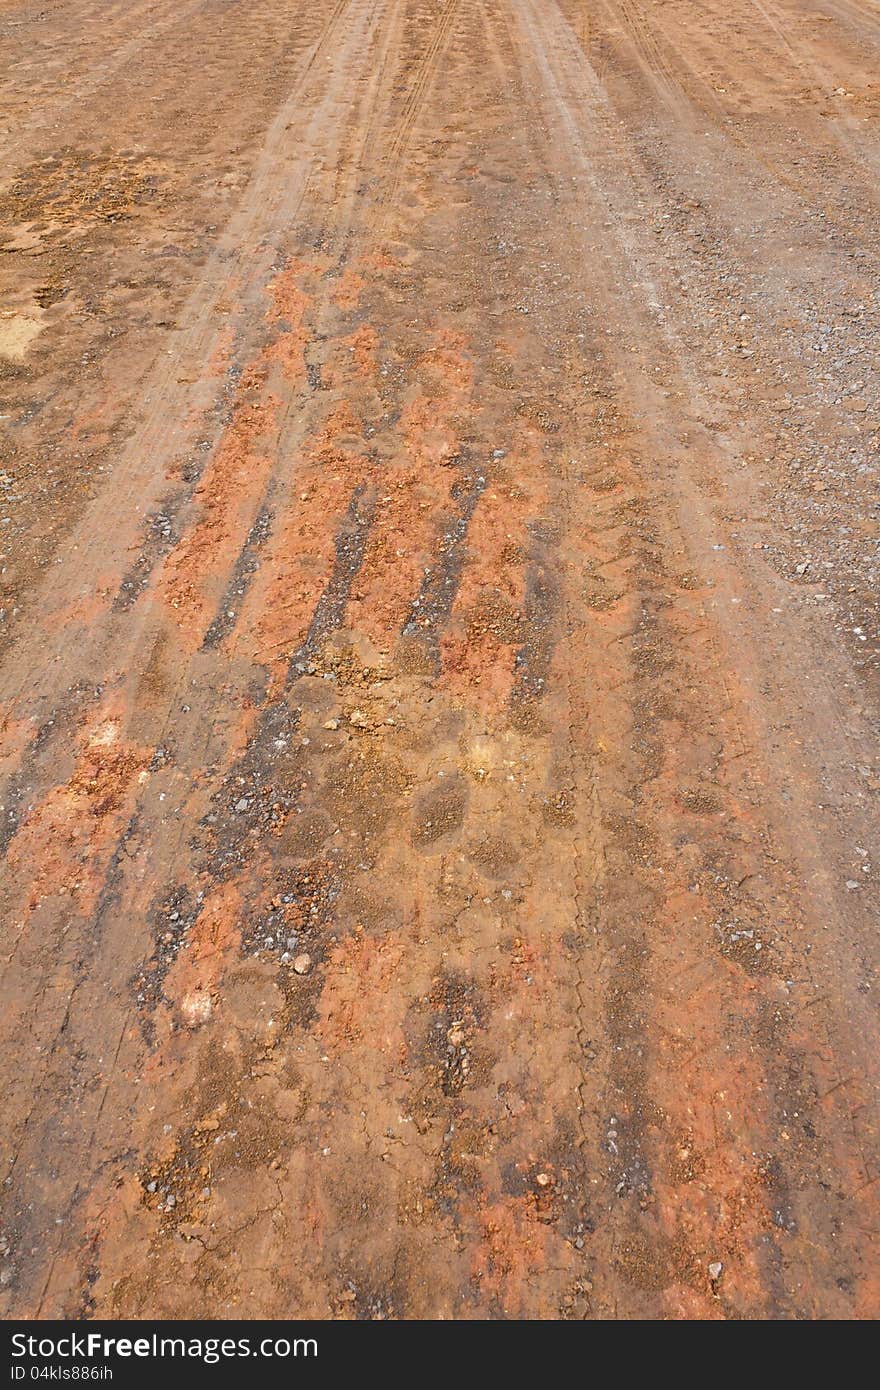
[235,798,249,813]
[181,989,212,1027]
[536,1172,551,1188]
[323,719,339,730]
[708,1261,723,1281]
[293,953,312,975]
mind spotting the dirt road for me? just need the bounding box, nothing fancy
[1,0,878,1319]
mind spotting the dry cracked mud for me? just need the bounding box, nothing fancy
[0,0,878,1319]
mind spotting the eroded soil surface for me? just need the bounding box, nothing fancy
[1,0,878,1319]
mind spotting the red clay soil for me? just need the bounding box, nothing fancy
[0,0,878,1319]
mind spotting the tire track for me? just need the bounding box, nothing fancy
[369,0,463,238]
[505,0,880,1314]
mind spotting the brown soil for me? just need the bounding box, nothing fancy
[0,0,878,1319]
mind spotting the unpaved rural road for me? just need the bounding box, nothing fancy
[1,0,879,1320]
